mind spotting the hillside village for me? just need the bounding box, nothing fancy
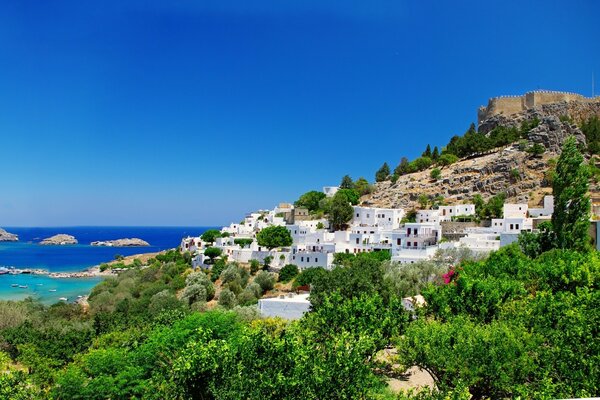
[181,190,557,271]
[181,90,600,279]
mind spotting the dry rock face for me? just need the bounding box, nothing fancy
[91,238,150,247]
[364,98,600,210]
[0,228,18,242]
[363,146,552,210]
[40,234,78,245]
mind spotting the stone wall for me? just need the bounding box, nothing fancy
[478,90,600,125]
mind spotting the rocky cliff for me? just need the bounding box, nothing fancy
[40,234,78,245]
[362,97,600,211]
[0,228,18,242]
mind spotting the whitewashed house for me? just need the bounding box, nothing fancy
[438,204,476,222]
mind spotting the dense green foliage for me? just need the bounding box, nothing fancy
[201,229,222,244]
[278,264,299,282]
[1,172,598,400]
[256,225,293,250]
[376,162,391,182]
[399,245,600,398]
[328,190,354,230]
[293,190,326,212]
[581,115,600,154]
[384,119,541,182]
[552,136,591,251]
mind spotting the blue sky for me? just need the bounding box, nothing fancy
[0,1,598,226]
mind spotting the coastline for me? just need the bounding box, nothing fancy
[0,250,165,279]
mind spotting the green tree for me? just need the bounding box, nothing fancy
[328,191,354,230]
[395,157,410,175]
[203,247,222,263]
[294,190,326,212]
[518,221,556,258]
[233,238,253,248]
[201,229,222,244]
[430,168,441,180]
[432,146,440,160]
[422,144,432,158]
[249,259,261,275]
[552,136,591,251]
[218,289,237,309]
[256,226,293,250]
[581,115,600,154]
[254,271,275,293]
[339,175,354,189]
[278,264,299,282]
[336,188,360,205]
[354,177,373,195]
[437,153,459,166]
[375,162,391,182]
[526,143,546,156]
[418,194,429,209]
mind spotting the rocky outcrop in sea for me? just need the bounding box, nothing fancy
[40,234,78,245]
[0,228,18,242]
[91,238,150,247]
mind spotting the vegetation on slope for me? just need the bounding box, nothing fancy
[0,138,598,399]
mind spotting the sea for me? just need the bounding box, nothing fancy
[0,226,212,304]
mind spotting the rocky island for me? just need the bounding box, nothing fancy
[0,228,18,242]
[91,238,150,247]
[39,234,78,245]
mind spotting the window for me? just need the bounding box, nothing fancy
[301,257,304,262]
[356,213,359,217]
[510,224,514,230]
[407,241,411,247]
[397,238,401,245]
[356,238,359,244]
[414,242,417,247]
[516,224,519,230]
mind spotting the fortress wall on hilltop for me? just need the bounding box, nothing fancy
[478,90,600,125]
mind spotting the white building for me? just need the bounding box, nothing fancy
[417,209,440,224]
[438,204,476,222]
[257,293,311,320]
[529,196,554,217]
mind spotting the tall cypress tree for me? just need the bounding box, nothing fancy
[340,175,354,189]
[552,136,591,251]
[422,144,432,158]
[432,146,440,160]
[375,162,391,182]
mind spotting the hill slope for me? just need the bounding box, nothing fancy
[363,95,600,210]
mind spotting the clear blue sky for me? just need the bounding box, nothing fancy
[1,1,598,226]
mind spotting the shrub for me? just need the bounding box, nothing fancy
[180,284,207,306]
[249,259,260,275]
[437,153,459,166]
[254,271,275,293]
[430,168,442,180]
[218,289,237,309]
[293,267,327,289]
[278,264,299,283]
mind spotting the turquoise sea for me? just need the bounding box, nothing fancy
[0,226,212,304]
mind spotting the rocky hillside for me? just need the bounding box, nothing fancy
[362,97,600,210]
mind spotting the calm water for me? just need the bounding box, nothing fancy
[0,226,212,304]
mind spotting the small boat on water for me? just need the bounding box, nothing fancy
[36,283,43,286]
[18,285,28,289]
[11,284,19,287]
[58,297,68,301]
[49,289,57,292]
